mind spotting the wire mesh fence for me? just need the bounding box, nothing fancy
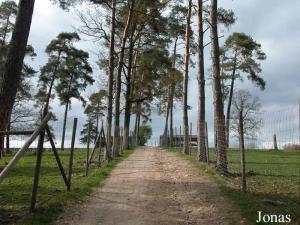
[161,105,300,205]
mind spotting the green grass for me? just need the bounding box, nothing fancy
[0,148,134,225]
[166,147,300,225]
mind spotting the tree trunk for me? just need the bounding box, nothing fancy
[163,88,171,146]
[197,0,207,162]
[96,111,99,143]
[182,0,192,155]
[137,111,141,145]
[0,0,35,157]
[210,0,228,174]
[225,53,237,148]
[61,101,69,151]
[112,0,135,158]
[6,117,11,154]
[60,69,74,151]
[169,89,174,146]
[123,27,136,151]
[106,0,116,161]
[239,110,246,192]
[169,35,178,147]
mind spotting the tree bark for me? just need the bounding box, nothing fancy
[6,117,10,154]
[163,87,171,146]
[169,88,174,146]
[210,0,228,174]
[60,70,74,151]
[225,53,237,148]
[239,110,246,192]
[182,0,192,155]
[169,35,178,147]
[0,0,35,157]
[112,0,135,158]
[61,101,69,151]
[137,111,140,145]
[197,0,207,162]
[123,27,135,151]
[106,0,116,161]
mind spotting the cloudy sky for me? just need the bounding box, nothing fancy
[12,0,300,146]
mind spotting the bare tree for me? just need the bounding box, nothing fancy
[231,89,261,192]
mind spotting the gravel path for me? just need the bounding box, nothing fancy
[56,147,245,225]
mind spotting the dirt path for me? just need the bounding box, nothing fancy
[56,148,245,225]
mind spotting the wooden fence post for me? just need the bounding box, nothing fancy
[273,134,278,150]
[0,114,52,184]
[30,113,54,211]
[67,118,77,191]
[46,126,69,188]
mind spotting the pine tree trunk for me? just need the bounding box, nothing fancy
[163,88,170,146]
[0,0,35,157]
[95,112,99,144]
[123,27,136,151]
[6,117,11,154]
[134,112,138,145]
[225,54,237,148]
[169,36,178,147]
[239,110,246,192]
[112,0,135,158]
[210,0,228,174]
[106,0,116,161]
[182,0,192,155]
[137,112,140,145]
[197,0,207,162]
[61,101,69,151]
[169,89,174,147]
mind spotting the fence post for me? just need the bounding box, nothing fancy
[0,113,52,184]
[30,113,53,211]
[46,126,69,188]
[273,134,278,150]
[68,118,78,191]
[85,123,91,177]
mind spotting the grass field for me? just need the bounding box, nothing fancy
[0,149,134,225]
[167,147,300,225]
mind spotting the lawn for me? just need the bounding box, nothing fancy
[0,148,134,225]
[167,147,300,225]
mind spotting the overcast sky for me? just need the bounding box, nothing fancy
[10,0,300,146]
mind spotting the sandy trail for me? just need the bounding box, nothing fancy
[56,148,244,225]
